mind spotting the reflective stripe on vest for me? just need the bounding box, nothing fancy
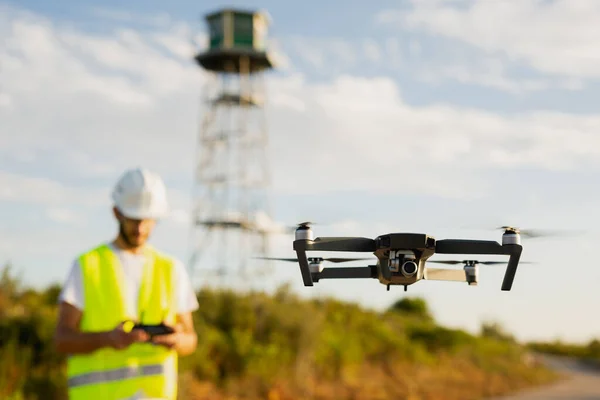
[66,244,178,400]
[68,363,165,388]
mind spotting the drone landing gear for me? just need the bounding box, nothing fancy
[386,284,408,292]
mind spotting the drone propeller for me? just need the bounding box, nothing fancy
[255,256,371,263]
[428,259,535,265]
[498,226,583,239]
[429,259,505,265]
[256,257,299,263]
[274,221,319,233]
[460,223,583,239]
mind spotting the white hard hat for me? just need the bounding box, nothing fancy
[111,167,169,220]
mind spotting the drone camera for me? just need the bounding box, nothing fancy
[464,265,478,285]
[401,261,418,277]
[389,258,400,272]
[388,250,415,273]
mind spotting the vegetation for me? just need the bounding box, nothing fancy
[0,264,558,400]
[528,338,600,362]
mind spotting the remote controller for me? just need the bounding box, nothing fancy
[132,322,174,336]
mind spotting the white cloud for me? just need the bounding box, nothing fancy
[414,58,575,94]
[152,24,205,60]
[362,39,382,63]
[377,0,600,80]
[0,171,107,207]
[269,74,307,112]
[90,7,173,28]
[166,208,190,225]
[0,93,12,109]
[46,207,83,224]
[286,35,402,72]
[0,6,205,181]
[286,18,566,93]
[267,74,600,199]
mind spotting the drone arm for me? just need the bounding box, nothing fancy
[293,240,314,286]
[315,266,378,280]
[304,237,377,252]
[435,239,507,255]
[293,235,376,286]
[501,244,522,291]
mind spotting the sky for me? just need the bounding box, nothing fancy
[2,0,600,343]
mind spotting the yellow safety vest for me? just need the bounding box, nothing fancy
[66,244,178,400]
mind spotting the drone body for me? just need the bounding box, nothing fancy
[291,224,524,291]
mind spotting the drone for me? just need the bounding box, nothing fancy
[261,223,542,292]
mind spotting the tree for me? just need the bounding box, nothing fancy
[480,321,515,343]
[0,262,22,316]
[388,297,433,321]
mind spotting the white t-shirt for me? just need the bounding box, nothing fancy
[59,242,199,317]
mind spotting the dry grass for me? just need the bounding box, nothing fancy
[178,354,558,400]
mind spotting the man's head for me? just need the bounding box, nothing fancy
[112,207,157,248]
[111,167,169,249]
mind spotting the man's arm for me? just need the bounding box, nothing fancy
[151,258,199,356]
[54,261,114,354]
[54,301,149,354]
[174,311,198,356]
[54,301,112,354]
[151,312,198,356]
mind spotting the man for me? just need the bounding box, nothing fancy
[54,167,199,400]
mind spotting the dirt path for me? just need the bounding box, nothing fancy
[488,355,600,399]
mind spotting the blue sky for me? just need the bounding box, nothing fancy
[3,0,600,343]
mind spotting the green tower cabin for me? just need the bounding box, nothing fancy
[195,8,275,73]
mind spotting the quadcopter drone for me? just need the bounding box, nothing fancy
[262,223,539,292]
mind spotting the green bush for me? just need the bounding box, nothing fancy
[407,324,474,353]
[481,321,516,343]
[388,297,433,321]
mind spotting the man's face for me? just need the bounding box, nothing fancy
[114,208,157,247]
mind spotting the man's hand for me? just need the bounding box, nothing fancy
[107,322,150,350]
[54,302,151,355]
[150,313,197,356]
[150,323,182,349]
